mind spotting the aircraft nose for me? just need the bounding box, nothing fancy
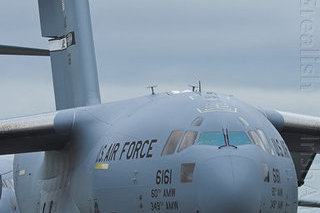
[196,156,262,213]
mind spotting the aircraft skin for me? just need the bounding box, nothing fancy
[1,0,317,212]
[11,92,298,213]
[0,156,19,213]
[0,177,19,213]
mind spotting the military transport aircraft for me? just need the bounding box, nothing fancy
[1,0,320,213]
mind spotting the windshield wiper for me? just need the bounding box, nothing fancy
[219,128,237,149]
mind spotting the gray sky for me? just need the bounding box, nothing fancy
[1,1,320,211]
[0,0,320,119]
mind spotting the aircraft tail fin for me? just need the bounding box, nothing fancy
[38,0,101,110]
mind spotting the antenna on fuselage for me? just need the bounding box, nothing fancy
[188,81,201,92]
[188,84,198,92]
[147,85,158,95]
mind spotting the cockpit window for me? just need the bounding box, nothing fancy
[256,129,276,156]
[178,131,198,152]
[198,132,225,146]
[249,129,278,156]
[198,131,251,146]
[248,130,267,151]
[228,131,252,146]
[162,130,183,156]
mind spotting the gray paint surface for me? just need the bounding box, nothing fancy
[0,0,319,212]
[2,92,299,212]
[39,0,101,110]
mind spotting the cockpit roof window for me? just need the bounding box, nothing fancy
[162,130,183,156]
[178,131,198,152]
[191,117,204,126]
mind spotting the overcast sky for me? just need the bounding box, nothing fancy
[0,0,320,119]
[1,1,320,211]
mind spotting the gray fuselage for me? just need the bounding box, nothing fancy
[12,92,298,213]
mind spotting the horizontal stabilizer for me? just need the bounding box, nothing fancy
[0,110,74,155]
[0,45,49,56]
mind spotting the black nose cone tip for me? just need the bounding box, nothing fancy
[196,156,262,213]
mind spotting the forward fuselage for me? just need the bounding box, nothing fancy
[13,92,298,213]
